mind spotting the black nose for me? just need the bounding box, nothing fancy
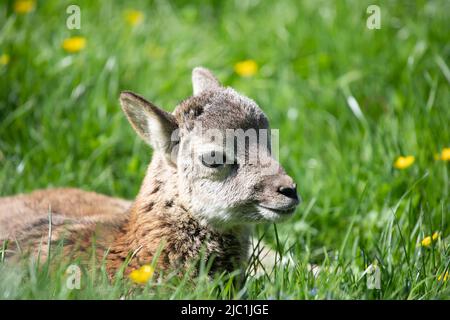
[277,184,298,201]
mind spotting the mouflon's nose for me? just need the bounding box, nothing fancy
[277,184,298,201]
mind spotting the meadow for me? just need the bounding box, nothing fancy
[0,0,449,299]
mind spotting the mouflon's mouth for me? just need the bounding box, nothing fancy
[257,204,297,215]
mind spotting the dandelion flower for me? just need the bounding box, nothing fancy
[14,0,35,14]
[124,10,144,26]
[438,271,448,282]
[421,232,440,247]
[393,155,415,169]
[129,264,154,284]
[432,231,439,241]
[440,148,450,161]
[234,60,258,77]
[0,54,10,66]
[421,236,432,247]
[62,37,86,53]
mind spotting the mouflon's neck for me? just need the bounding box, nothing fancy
[107,154,251,275]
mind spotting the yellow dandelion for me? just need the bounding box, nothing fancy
[421,236,432,247]
[438,271,448,282]
[0,54,10,66]
[393,155,415,169]
[62,36,86,53]
[421,232,440,247]
[124,10,144,26]
[440,148,450,161]
[129,264,154,284]
[14,0,35,14]
[234,60,258,77]
[432,231,439,241]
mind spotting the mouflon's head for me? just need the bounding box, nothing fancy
[120,67,300,227]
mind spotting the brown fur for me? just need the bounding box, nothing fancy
[0,188,130,264]
[0,67,299,279]
[105,153,250,275]
[0,163,249,275]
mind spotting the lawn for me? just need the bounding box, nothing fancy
[0,0,449,299]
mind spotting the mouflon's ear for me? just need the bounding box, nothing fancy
[192,67,221,95]
[119,91,178,158]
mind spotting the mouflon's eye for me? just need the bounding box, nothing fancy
[200,151,227,168]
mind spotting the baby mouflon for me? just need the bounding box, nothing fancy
[0,67,300,277]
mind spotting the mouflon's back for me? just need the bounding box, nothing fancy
[0,188,131,260]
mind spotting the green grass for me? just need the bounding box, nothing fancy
[0,0,449,299]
